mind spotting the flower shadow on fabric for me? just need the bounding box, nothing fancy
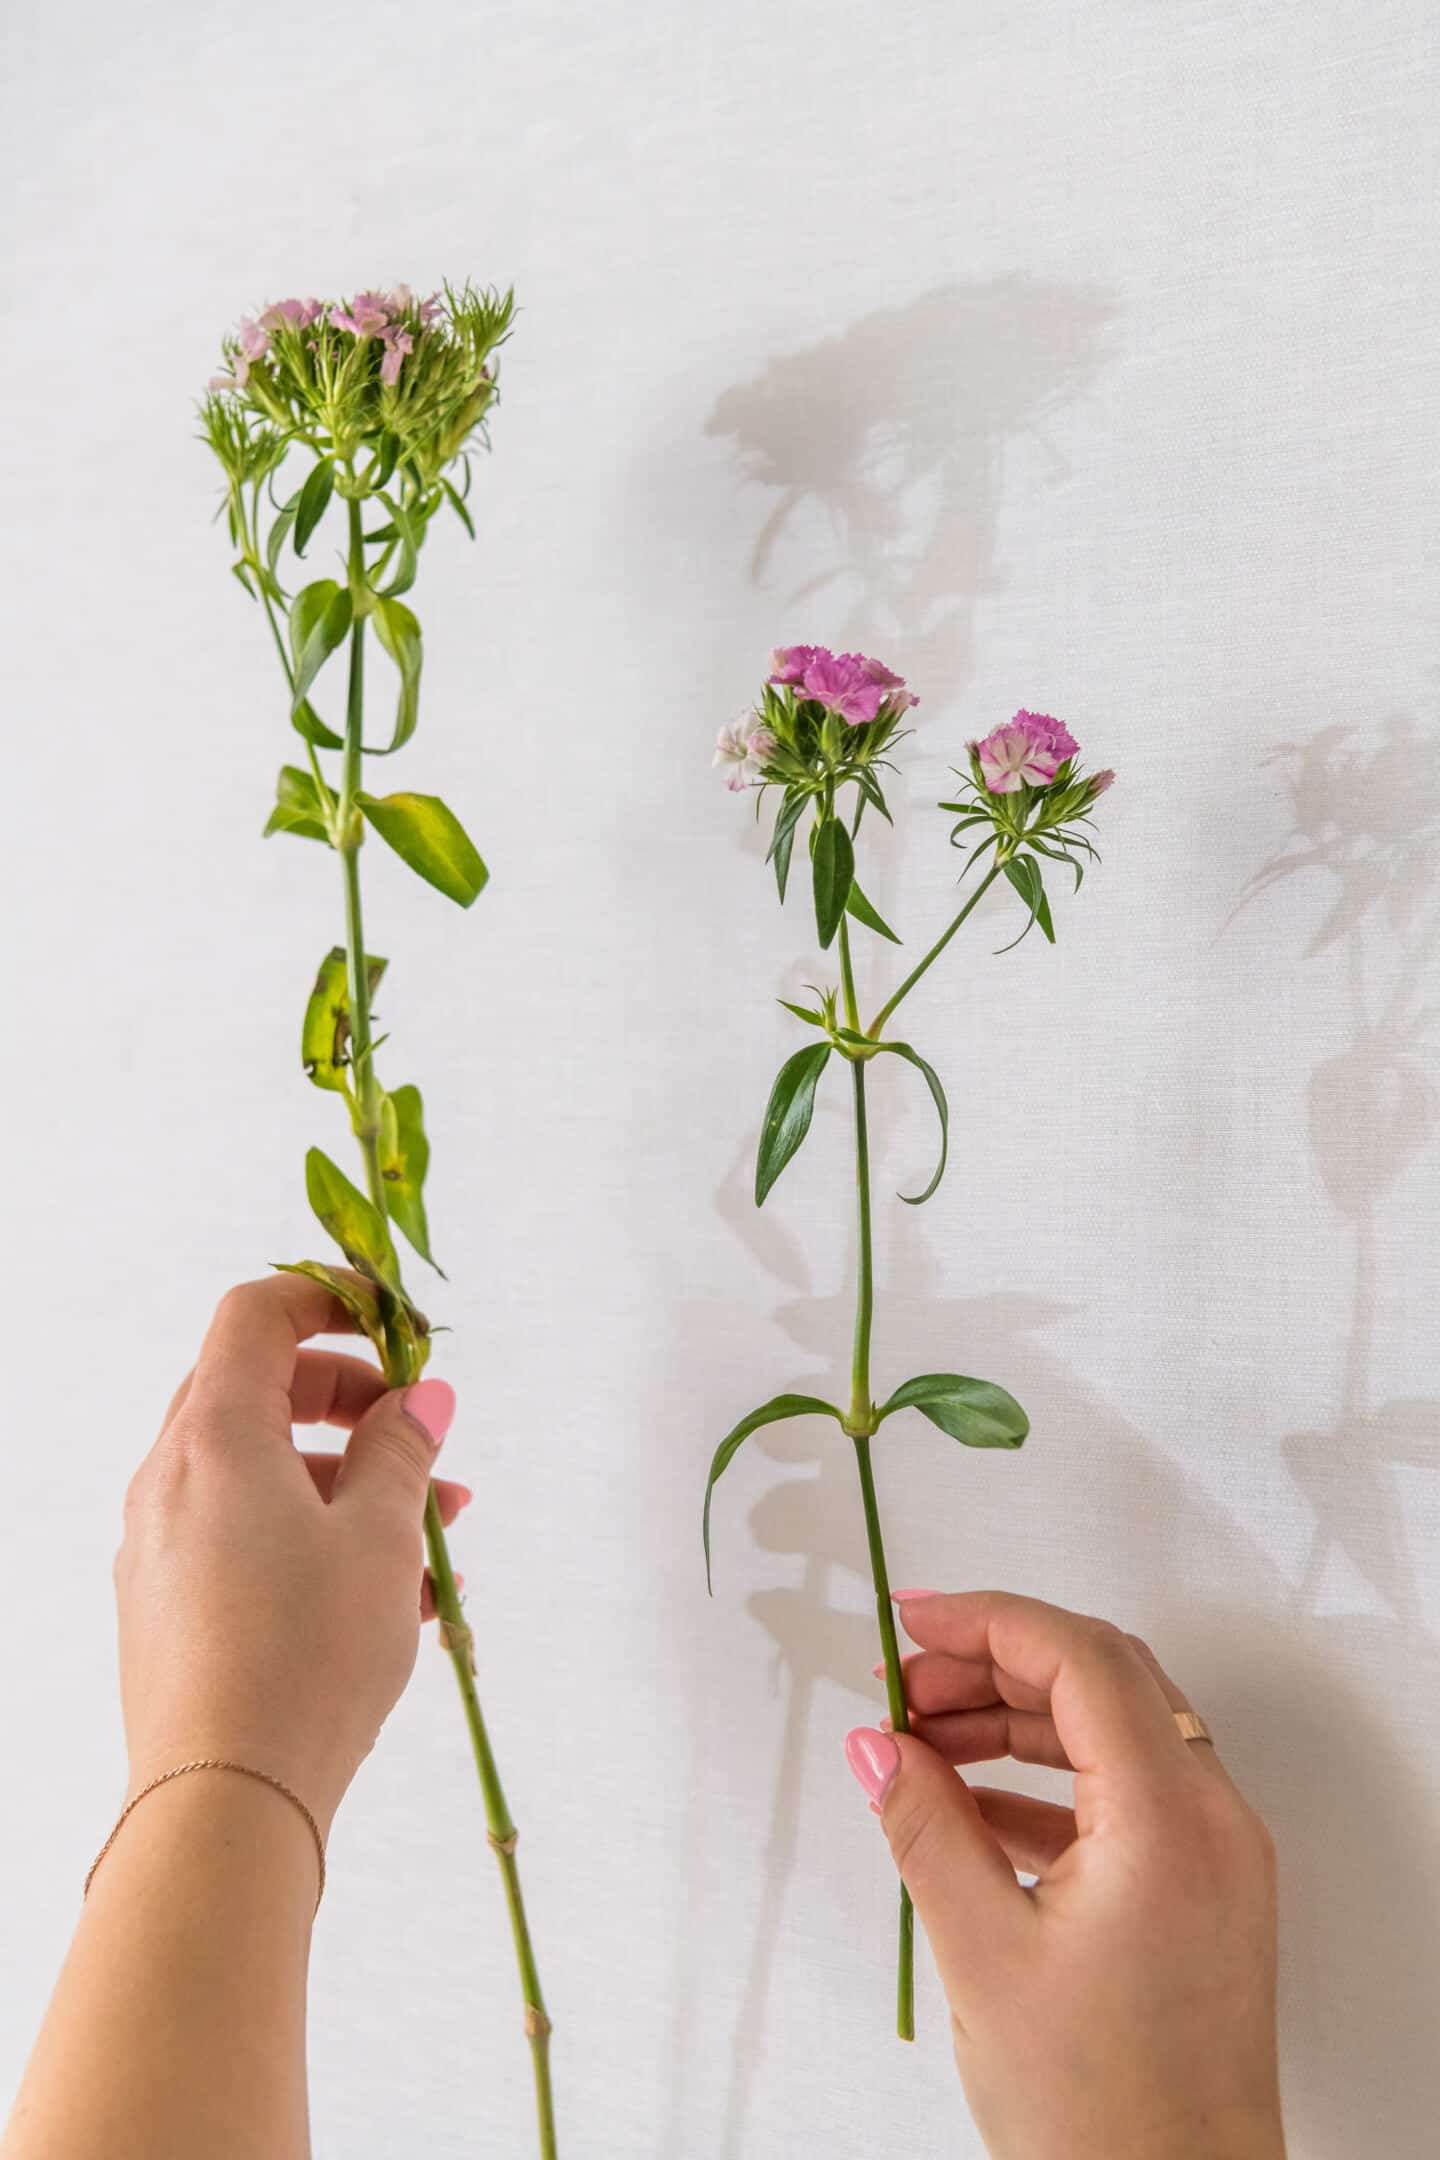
[703,278,1119,699]
[1231,709,1440,1629]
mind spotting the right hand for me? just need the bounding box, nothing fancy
[845,1591,1284,2160]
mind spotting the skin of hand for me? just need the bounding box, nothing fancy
[2,1273,470,2160]
[845,1591,1285,2160]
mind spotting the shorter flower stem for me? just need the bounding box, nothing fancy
[848,1051,914,2042]
[868,860,1004,1036]
[853,1431,915,2042]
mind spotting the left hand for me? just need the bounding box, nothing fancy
[114,1273,469,1833]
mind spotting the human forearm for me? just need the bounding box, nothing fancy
[3,1771,316,2160]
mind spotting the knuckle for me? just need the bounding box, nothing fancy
[883,1792,946,1885]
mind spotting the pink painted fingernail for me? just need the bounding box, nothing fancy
[871,1661,886,1679]
[845,1727,901,1805]
[891,1587,936,1602]
[403,1378,456,1448]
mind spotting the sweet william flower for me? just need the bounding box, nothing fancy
[974,710,1078,793]
[1087,767,1116,798]
[715,717,774,791]
[769,644,823,685]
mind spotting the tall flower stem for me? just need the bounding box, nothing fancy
[869,858,1004,1035]
[333,497,557,2158]
[839,918,915,2042]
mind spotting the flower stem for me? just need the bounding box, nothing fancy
[868,859,1004,1036]
[333,494,557,2157]
[844,996,915,2042]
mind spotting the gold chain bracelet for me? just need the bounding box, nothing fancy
[85,1760,326,1912]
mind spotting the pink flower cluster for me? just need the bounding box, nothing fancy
[769,645,918,726]
[972,710,1079,794]
[211,286,441,393]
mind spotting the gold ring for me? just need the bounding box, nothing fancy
[1174,1710,1214,1745]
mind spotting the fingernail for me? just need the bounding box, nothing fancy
[845,1727,901,1806]
[891,1587,936,1602]
[879,1715,893,1733]
[403,1378,456,1449]
[872,1662,885,1679]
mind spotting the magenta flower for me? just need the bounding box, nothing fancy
[974,710,1079,794]
[800,650,890,725]
[1087,768,1116,797]
[769,645,823,686]
[769,644,918,723]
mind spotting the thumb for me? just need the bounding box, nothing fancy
[845,1727,1028,2002]
[337,1376,455,1522]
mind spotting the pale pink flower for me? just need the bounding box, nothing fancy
[1087,767,1116,797]
[714,716,772,791]
[260,297,323,331]
[330,291,393,338]
[974,710,1078,793]
[379,329,414,386]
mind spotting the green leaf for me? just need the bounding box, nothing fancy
[855,767,894,825]
[379,1082,441,1272]
[301,946,387,1093]
[846,877,901,944]
[777,998,827,1027]
[356,791,487,906]
[291,699,345,751]
[441,475,475,539]
[767,786,811,865]
[1000,855,1055,951]
[703,1392,841,1591]
[273,1260,386,1348]
[293,457,335,556]
[375,491,420,598]
[755,1043,831,1205]
[878,1373,1029,1449]
[304,1146,401,1291]
[811,816,854,950]
[876,1042,949,1203]
[289,578,353,715]
[368,595,421,752]
[267,497,299,583]
[372,431,402,491]
[263,764,332,844]
[272,1259,433,1388]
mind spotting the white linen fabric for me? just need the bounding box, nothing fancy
[2,3,1436,2154]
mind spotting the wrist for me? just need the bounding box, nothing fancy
[94,1763,324,1929]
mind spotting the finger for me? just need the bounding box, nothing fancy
[969,1787,1078,1875]
[1124,1632,1234,1788]
[303,1453,472,1525]
[420,1569,465,1623]
[289,1351,388,1430]
[904,1704,1074,1771]
[332,1378,456,1528]
[895,1591,1197,1823]
[844,1727,1032,2011]
[184,1275,360,1440]
[881,1649,1052,1718]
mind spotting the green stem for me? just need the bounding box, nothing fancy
[847,1054,915,2043]
[868,859,1004,1036]
[332,494,558,2156]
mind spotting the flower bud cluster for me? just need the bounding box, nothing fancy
[202,281,514,486]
